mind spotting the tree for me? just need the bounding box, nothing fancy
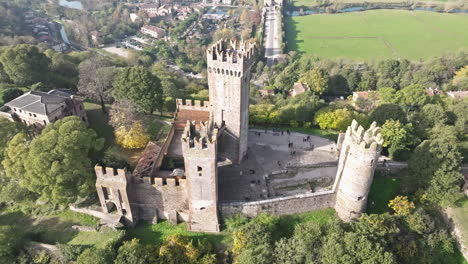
[114,239,157,264]
[381,120,418,160]
[452,65,468,90]
[369,104,406,126]
[78,56,115,113]
[320,226,396,264]
[388,196,415,216]
[0,225,24,260]
[113,66,163,114]
[408,135,463,205]
[2,117,104,204]
[159,235,216,264]
[300,68,329,95]
[115,121,150,149]
[394,84,431,111]
[0,44,50,85]
[2,88,23,103]
[314,108,368,132]
[76,247,114,264]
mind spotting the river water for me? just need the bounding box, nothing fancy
[59,0,83,10]
[289,6,468,16]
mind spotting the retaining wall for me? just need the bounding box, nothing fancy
[220,190,336,219]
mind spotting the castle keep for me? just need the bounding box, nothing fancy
[95,40,384,232]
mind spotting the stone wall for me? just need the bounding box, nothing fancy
[220,191,336,219]
[131,176,189,224]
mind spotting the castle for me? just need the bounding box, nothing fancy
[95,39,384,232]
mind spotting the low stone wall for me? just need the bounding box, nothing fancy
[220,190,336,219]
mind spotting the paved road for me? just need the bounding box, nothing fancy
[264,7,281,66]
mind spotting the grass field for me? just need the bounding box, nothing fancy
[367,172,401,214]
[285,10,468,60]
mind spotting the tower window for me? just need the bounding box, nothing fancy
[370,159,374,166]
[197,166,202,176]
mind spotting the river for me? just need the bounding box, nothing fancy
[58,0,83,10]
[289,6,468,16]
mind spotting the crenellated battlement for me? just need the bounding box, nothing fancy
[181,120,218,151]
[95,165,129,182]
[175,98,211,111]
[137,176,186,187]
[207,39,256,74]
[345,120,383,152]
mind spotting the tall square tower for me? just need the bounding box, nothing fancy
[206,39,256,163]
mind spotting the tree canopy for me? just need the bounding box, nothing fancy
[113,66,163,114]
[0,44,50,85]
[2,117,104,204]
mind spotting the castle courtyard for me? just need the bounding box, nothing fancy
[218,129,339,201]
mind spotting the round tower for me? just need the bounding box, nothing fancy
[334,120,384,221]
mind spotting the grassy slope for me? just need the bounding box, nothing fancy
[286,10,468,60]
[0,209,123,247]
[129,209,336,246]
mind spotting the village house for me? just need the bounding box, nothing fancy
[288,82,309,97]
[425,87,443,96]
[91,31,104,46]
[0,90,88,128]
[141,25,166,39]
[140,3,159,16]
[259,89,275,97]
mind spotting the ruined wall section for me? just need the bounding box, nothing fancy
[334,121,383,221]
[182,120,220,232]
[130,176,188,224]
[95,166,135,226]
[207,39,255,163]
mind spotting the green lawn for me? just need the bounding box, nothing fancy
[0,209,123,247]
[127,221,227,246]
[276,208,336,238]
[285,10,468,60]
[367,172,401,214]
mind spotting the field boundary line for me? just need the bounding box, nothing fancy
[379,37,400,59]
[409,11,454,36]
[303,36,379,39]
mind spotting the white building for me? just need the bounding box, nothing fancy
[141,25,166,39]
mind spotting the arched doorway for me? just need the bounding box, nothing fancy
[106,201,118,213]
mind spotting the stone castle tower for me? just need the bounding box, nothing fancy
[207,40,256,163]
[95,166,134,226]
[334,120,384,221]
[181,120,220,232]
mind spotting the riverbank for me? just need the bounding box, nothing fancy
[289,0,468,15]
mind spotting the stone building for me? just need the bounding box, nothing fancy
[95,40,384,232]
[0,90,88,128]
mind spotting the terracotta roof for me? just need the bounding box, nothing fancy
[133,141,163,177]
[174,109,210,129]
[426,87,443,96]
[353,91,369,100]
[141,25,166,35]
